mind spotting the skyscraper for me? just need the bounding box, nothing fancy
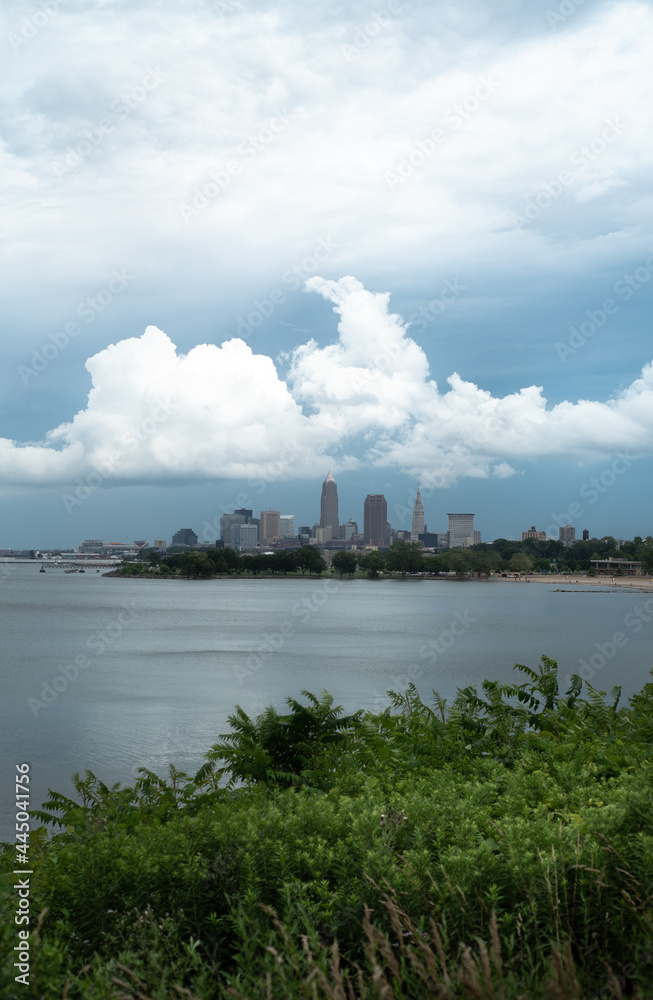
[320,471,339,535]
[559,525,576,547]
[447,513,476,548]
[364,494,387,546]
[233,523,258,549]
[280,515,295,537]
[220,509,255,547]
[260,510,281,545]
[412,486,425,538]
[171,528,198,547]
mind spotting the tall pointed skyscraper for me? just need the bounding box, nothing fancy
[412,486,425,538]
[320,471,339,536]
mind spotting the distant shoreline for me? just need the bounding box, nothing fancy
[101,569,653,592]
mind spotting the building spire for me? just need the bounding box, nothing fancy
[412,485,425,538]
[320,470,339,533]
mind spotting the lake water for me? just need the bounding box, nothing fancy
[2,563,653,841]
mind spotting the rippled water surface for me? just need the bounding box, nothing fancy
[2,564,652,840]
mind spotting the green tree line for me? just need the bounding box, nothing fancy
[123,535,653,579]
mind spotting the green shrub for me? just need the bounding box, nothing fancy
[3,660,653,998]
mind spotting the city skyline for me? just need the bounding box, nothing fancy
[1,2,652,550]
[9,476,648,555]
[1,463,649,551]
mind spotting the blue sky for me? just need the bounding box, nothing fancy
[1,0,653,549]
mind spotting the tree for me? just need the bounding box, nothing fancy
[180,551,212,577]
[241,554,265,575]
[206,691,362,789]
[332,551,357,577]
[440,548,476,578]
[422,555,443,575]
[385,541,424,579]
[217,546,241,572]
[272,550,297,575]
[358,551,386,579]
[636,537,653,573]
[509,553,532,575]
[295,545,327,576]
[469,550,502,578]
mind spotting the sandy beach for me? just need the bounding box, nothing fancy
[498,573,653,592]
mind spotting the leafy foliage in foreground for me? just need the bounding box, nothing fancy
[2,659,653,998]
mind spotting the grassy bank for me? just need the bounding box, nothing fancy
[2,659,653,998]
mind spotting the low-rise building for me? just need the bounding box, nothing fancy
[522,526,547,541]
[591,558,642,576]
[78,539,104,554]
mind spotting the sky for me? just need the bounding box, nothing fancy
[1,0,653,549]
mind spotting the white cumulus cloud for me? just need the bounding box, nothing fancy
[1,276,652,490]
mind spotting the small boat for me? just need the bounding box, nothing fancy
[79,569,85,573]
[39,565,46,573]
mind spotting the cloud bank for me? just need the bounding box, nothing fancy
[2,276,652,490]
[3,0,653,313]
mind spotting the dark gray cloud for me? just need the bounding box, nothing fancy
[1,0,652,543]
